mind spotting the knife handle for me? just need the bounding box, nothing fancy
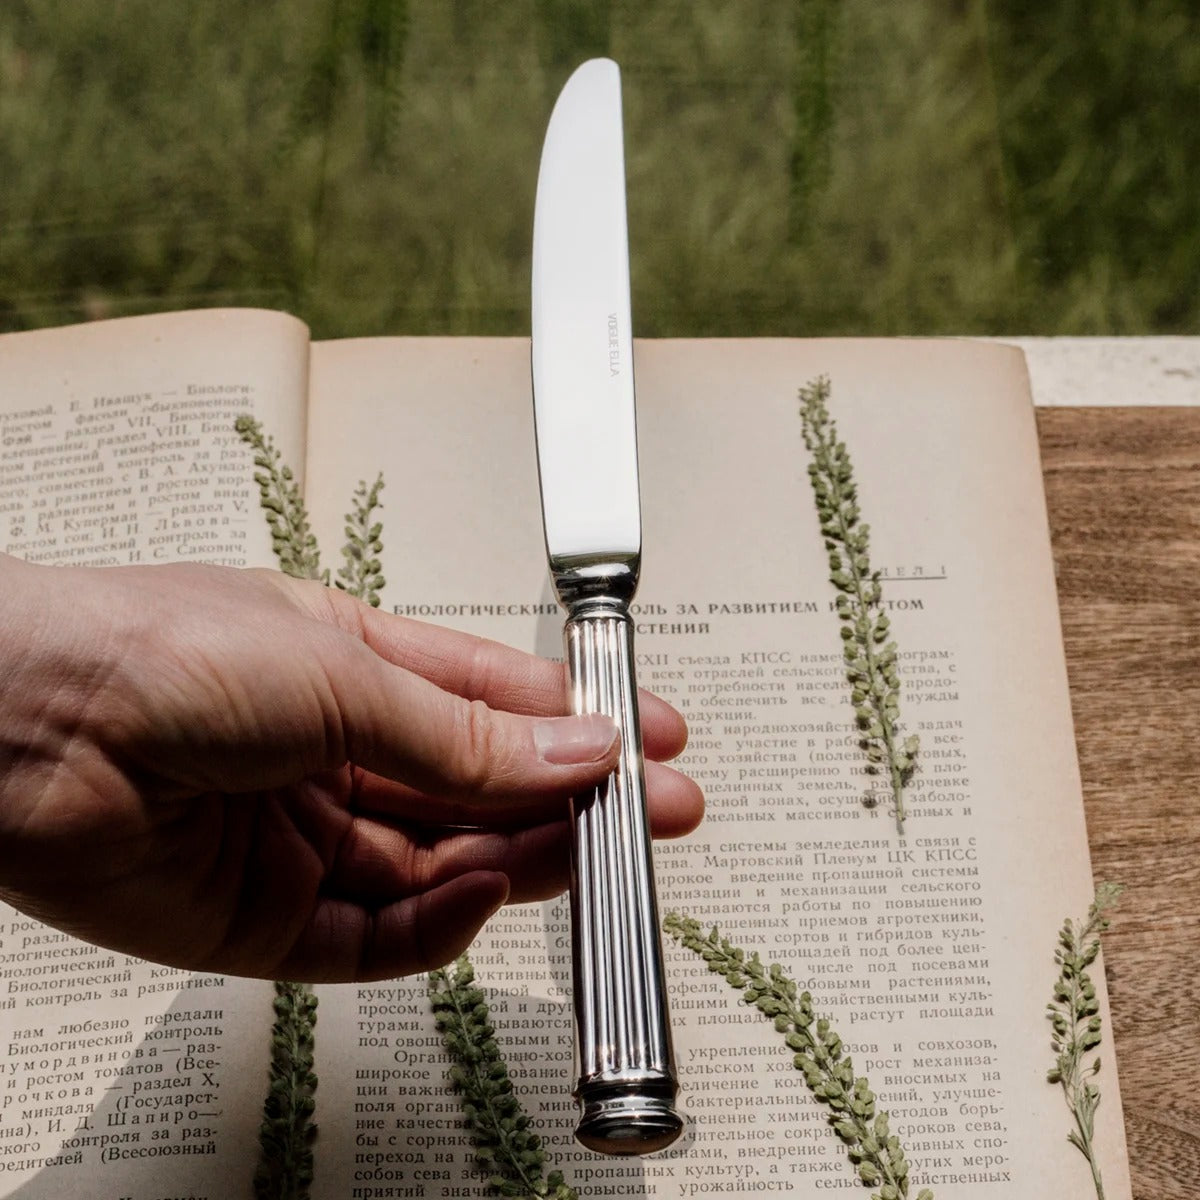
[563,603,682,1156]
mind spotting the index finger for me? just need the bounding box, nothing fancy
[302,583,690,761]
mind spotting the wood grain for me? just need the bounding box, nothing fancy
[1038,407,1200,1200]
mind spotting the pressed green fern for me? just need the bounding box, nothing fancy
[1047,883,1124,1200]
[235,415,325,583]
[254,982,319,1200]
[666,913,932,1200]
[240,416,388,1198]
[429,958,578,1200]
[335,474,386,606]
[799,377,918,833]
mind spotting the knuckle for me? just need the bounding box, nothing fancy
[317,582,369,639]
[454,697,500,796]
[462,634,494,699]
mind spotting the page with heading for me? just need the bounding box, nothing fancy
[303,337,1131,1200]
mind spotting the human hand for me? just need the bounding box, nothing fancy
[0,556,702,981]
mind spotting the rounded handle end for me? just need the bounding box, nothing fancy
[575,1084,683,1156]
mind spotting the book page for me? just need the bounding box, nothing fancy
[304,336,1131,1200]
[0,309,308,569]
[0,308,310,1197]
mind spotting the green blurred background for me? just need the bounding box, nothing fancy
[1,0,1196,338]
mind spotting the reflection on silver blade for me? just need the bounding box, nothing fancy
[531,57,639,564]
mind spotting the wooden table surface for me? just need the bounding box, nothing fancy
[1039,407,1200,1200]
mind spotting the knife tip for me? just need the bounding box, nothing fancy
[566,56,620,89]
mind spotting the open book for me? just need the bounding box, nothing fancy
[0,310,1131,1198]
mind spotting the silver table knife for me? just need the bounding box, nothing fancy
[531,58,682,1156]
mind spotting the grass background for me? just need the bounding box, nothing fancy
[1,0,1196,338]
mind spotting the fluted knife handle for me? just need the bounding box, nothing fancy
[564,602,682,1155]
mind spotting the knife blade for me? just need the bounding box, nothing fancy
[531,58,683,1157]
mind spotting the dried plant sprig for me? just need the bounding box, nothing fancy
[1047,882,1124,1200]
[254,982,319,1200]
[429,958,578,1200]
[235,415,326,583]
[799,377,918,834]
[239,416,368,1199]
[665,913,932,1200]
[335,475,387,606]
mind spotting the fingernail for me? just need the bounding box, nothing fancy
[534,714,619,765]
